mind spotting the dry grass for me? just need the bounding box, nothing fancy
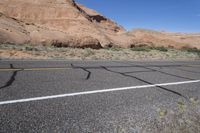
[0,44,200,60]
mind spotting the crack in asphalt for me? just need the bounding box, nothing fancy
[113,61,195,80]
[0,64,22,89]
[1,62,197,99]
[100,66,187,99]
[71,63,91,80]
[70,62,188,99]
[174,67,200,74]
[138,65,194,80]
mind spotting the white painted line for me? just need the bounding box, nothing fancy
[0,80,200,106]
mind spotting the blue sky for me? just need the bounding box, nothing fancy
[76,0,200,32]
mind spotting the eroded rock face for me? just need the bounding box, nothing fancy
[0,0,200,49]
[51,36,102,49]
[0,13,30,44]
[0,0,126,47]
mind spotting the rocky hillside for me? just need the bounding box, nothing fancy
[0,0,200,49]
[128,29,200,49]
[0,0,127,48]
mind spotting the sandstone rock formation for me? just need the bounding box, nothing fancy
[128,29,200,49]
[0,0,200,49]
[0,0,126,48]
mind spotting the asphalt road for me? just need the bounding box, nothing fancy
[0,60,200,132]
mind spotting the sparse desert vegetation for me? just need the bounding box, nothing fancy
[0,43,200,60]
[144,98,200,133]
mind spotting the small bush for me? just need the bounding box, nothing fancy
[131,46,151,52]
[107,47,122,51]
[25,46,39,51]
[153,46,168,52]
[182,47,200,57]
[130,44,169,52]
[185,48,200,53]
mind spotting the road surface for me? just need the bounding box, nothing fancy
[0,60,200,132]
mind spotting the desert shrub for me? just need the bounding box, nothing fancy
[185,48,200,53]
[153,46,168,52]
[130,45,169,52]
[182,47,200,57]
[131,46,151,52]
[25,46,39,51]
